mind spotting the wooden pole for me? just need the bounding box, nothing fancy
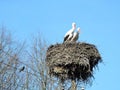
[71,80,76,90]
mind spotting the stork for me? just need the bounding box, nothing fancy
[71,27,80,42]
[63,22,76,42]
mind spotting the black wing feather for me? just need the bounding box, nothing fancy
[63,35,69,42]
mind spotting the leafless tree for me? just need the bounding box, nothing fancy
[26,34,63,90]
[0,27,62,90]
[0,27,25,90]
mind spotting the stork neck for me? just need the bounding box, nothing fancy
[72,27,76,31]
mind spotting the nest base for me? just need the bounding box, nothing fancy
[46,42,102,83]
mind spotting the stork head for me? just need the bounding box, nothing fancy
[72,22,76,29]
[77,27,80,33]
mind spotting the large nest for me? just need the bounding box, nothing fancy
[46,42,102,83]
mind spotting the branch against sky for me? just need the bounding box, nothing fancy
[0,27,26,90]
[0,27,63,90]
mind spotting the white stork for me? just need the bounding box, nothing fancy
[71,27,80,42]
[63,22,76,42]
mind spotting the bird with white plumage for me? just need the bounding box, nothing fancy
[63,22,76,42]
[71,27,80,42]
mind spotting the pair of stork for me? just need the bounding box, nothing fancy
[63,22,80,42]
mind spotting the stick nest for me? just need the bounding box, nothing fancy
[46,42,102,83]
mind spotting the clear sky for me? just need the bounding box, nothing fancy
[0,0,120,90]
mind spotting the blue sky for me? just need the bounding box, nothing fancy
[0,0,120,90]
